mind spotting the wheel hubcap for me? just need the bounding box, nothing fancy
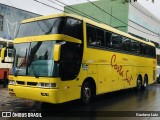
[84,87,91,101]
[144,81,147,87]
[137,79,141,88]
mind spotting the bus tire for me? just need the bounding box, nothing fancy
[136,76,142,91]
[81,81,94,104]
[157,75,160,84]
[143,75,148,90]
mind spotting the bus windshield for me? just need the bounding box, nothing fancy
[16,17,83,40]
[16,17,65,38]
[11,41,59,77]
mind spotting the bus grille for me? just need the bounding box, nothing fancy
[16,81,25,85]
[27,82,38,86]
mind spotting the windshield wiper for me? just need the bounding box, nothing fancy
[26,42,42,78]
[45,22,55,35]
[45,18,63,34]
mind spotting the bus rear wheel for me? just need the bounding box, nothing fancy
[81,81,94,104]
[143,75,148,90]
[137,76,142,91]
[157,75,160,84]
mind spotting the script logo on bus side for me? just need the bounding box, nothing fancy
[111,54,133,85]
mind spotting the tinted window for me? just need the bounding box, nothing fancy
[86,24,156,58]
[110,33,122,49]
[16,17,65,38]
[136,42,140,54]
[65,18,83,40]
[105,31,112,48]
[153,47,156,58]
[149,46,156,58]
[95,28,104,46]
[87,24,104,47]
[87,25,95,45]
[140,43,146,55]
[122,38,131,52]
[60,42,82,80]
[131,40,137,53]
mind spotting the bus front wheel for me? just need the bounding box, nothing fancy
[81,81,94,104]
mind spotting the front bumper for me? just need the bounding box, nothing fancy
[8,85,59,104]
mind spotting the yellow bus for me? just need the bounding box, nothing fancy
[1,13,156,104]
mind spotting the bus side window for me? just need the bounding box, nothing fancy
[153,47,156,58]
[146,45,149,57]
[142,44,147,56]
[122,37,131,52]
[140,43,145,55]
[87,24,104,47]
[137,42,140,54]
[131,40,136,53]
[95,28,104,47]
[65,17,83,40]
[105,31,111,48]
[110,33,122,50]
[87,24,96,46]
[131,40,139,54]
[149,46,156,58]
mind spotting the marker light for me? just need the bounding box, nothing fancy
[9,80,16,85]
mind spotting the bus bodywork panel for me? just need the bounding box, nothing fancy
[8,76,62,103]
[9,85,59,103]
[85,48,156,94]
[8,69,88,103]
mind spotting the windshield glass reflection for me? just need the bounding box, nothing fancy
[11,41,59,77]
[16,17,65,38]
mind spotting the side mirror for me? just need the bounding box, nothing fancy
[53,44,61,61]
[1,47,7,63]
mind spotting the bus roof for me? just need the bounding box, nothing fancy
[21,13,155,47]
[21,13,83,23]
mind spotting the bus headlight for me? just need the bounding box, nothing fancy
[9,80,16,85]
[38,83,56,88]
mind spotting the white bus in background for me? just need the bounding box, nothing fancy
[0,38,13,82]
